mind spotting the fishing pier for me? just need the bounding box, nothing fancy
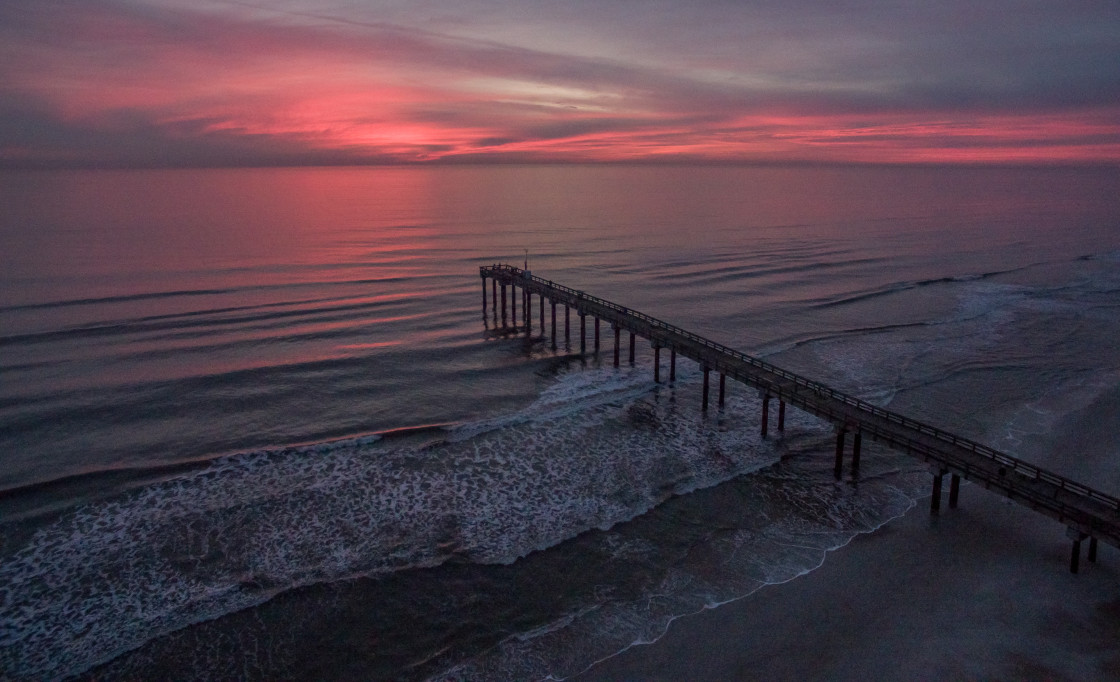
[480,263,1120,573]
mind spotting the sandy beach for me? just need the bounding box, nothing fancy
[577,482,1120,681]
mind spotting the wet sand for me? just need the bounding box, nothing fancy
[577,481,1120,681]
[578,357,1120,682]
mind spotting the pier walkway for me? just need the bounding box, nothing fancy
[480,263,1120,572]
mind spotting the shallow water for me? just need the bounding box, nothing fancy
[1,164,1119,679]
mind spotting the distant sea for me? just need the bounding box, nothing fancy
[2,164,1119,680]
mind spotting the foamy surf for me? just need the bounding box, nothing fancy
[1,363,779,680]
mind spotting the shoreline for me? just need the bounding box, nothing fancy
[575,484,1120,681]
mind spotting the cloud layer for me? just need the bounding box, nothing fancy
[2,0,1118,166]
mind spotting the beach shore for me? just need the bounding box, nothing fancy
[576,484,1120,681]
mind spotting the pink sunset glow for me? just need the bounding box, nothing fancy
[1,1,1118,167]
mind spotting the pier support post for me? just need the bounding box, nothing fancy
[492,280,497,312]
[580,314,586,354]
[614,326,621,367]
[1071,538,1082,574]
[778,400,786,432]
[565,306,570,343]
[761,393,770,437]
[629,332,636,364]
[949,474,960,508]
[834,428,847,478]
[551,302,557,347]
[670,350,677,382]
[500,285,507,324]
[511,284,516,321]
[482,277,487,311]
[931,472,944,514]
[851,431,862,472]
[719,373,726,407]
[1089,537,1099,563]
[525,289,531,331]
[654,345,661,383]
[594,318,600,352]
[540,294,545,332]
[702,366,710,411]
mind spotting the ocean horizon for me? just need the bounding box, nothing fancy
[2,163,1120,679]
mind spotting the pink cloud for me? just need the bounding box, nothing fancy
[1,1,1117,167]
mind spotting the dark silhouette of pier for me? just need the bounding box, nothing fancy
[481,263,1120,573]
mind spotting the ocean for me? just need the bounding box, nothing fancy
[1,164,1119,680]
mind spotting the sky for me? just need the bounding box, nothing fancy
[1,0,1118,167]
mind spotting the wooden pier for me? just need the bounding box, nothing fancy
[481,263,1120,573]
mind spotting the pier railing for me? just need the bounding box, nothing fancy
[483,261,1120,568]
[486,263,1120,513]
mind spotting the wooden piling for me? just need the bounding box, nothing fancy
[594,317,600,352]
[564,306,570,342]
[852,431,862,472]
[931,473,944,514]
[1089,537,1099,563]
[654,345,661,382]
[501,285,507,323]
[834,428,847,478]
[551,302,557,347]
[702,366,710,411]
[719,373,726,407]
[492,279,497,311]
[1071,538,1082,574]
[613,326,621,367]
[949,474,960,508]
[670,349,676,382]
[628,332,636,364]
[580,314,586,354]
[539,293,545,331]
[761,393,770,437]
[482,277,487,310]
[778,400,785,432]
[511,284,516,321]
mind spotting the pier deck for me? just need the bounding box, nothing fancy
[481,263,1120,570]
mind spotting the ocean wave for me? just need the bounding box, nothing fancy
[0,364,780,680]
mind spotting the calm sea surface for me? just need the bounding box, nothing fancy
[2,165,1119,679]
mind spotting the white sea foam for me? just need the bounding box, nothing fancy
[0,363,768,680]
